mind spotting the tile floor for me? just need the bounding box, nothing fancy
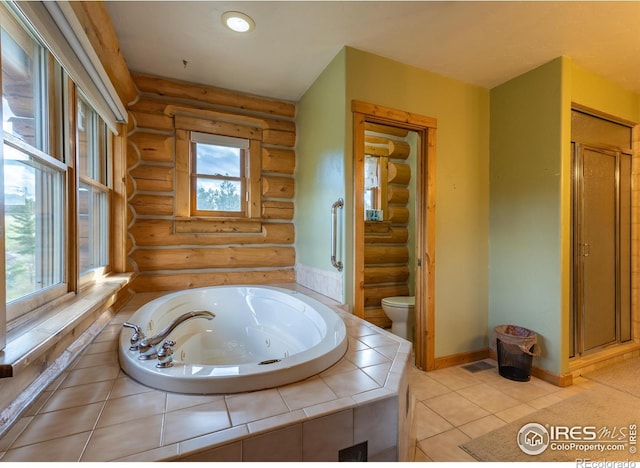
[409,359,594,462]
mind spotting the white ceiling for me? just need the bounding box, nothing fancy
[105,1,640,103]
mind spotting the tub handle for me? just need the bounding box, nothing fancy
[123,322,145,351]
[331,198,344,272]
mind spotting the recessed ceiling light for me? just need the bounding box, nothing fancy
[222,11,255,33]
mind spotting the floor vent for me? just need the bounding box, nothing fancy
[462,361,494,373]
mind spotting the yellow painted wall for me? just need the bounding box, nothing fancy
[344,47,491,358]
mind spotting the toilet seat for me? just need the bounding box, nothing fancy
[381,296,415,308]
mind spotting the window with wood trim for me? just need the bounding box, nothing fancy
[175,115,261,224]
[191,132,247,216]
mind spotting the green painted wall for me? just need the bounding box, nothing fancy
[489,57,566,374]
[345,48,491,358]
[295,49,348,298]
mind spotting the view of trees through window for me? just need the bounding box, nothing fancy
[196,180,241,212]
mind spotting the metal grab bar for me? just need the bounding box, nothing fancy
[331,198,344,271]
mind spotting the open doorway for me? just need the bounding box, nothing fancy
[352,101,437,371]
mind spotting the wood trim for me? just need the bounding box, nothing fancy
[353,112,366,320]
[433,348,490,369]
[352,100,438,130]
[69,2,137,105]
[174,129,190,218]
[111,123,128,272]
[248,139,262,218]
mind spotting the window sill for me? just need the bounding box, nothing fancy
[0,273,132,378]
[0,273,132,437]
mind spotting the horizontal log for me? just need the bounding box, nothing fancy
[364,284,410,307]
[130,110,173,132]
[262,148,295,174]
[130,219,294,246]
[387,206,410,224]
[130,269,296,293]
[364,265,410,284]
[174,218,262,234]
[262,201,294,219]
[364,245,409,264]
[364,221,391,235]
[365,122,409,138]
[128,133,173,163]
[174,115,261,140]
[364,144,388,157]
[130,165,173,192]
[262,176,295,198]
[129,194,174,215]
[263,129,296,147]
[388,162,411,185]
[365,226,409,244]
[388,140,411,159]
[363,307,392,329]
[134,73,296,118]
[131,246,295,271]
[387,186,409,204]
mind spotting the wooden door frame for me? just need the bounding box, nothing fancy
[352,100,437,371]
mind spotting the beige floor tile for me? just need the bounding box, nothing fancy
[424,392,490,427]
[494,402,538,423]
[1,432,91,462]
[81,414,163,461]
[410,373,450,401]
[321,368,380,397]
[458,414,506,439]
[278,377,338,410]
[58,364,120,388]
[40,380,114,413]
[109,375,155,399]
[96,391,167,428]
[163,399,231,445]
[413,446,433,462]
[414,402,454,440]
[426,366,480,390]
[226,388,289,426]
[456,382,521,413]
[417,428,477,462]
[13,402,104,448]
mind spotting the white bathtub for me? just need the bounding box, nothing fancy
[118,286,348,394]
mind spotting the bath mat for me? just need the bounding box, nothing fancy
[461,384,640,462]
[582,357,640,398]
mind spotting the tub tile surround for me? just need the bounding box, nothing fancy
[0,285,414,462]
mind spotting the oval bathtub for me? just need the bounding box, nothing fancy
[118,286,348,394]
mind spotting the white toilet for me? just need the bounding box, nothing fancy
[381,296,415,341]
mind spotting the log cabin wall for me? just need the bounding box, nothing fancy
[126,74,297,292]
[363,125,414,328]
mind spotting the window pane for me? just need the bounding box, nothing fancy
[78,183,109,274]
[195,142,241,177]
[196,178,241,212]
[4,144,64,302]
[1,9,47,150]
[77,96,108,184]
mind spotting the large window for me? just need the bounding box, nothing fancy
[1,4,113,324]
[2,6,66,317]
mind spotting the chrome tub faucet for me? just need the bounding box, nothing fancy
[123,310,215,361]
